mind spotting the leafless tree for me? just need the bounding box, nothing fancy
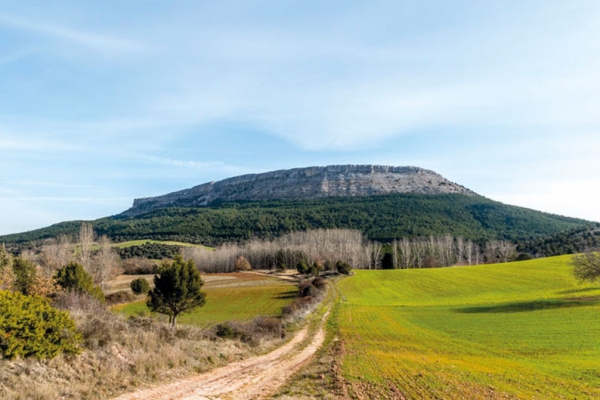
[456,237,464,265]
[463,239,473,265]
[91,235,119,290]
[78,222,95,272]
[39,235,74,276]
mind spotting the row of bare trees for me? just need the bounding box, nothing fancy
[183,229,372,273]
[182,229,518,272]
[28,223,119,289]
[391,236,516,269]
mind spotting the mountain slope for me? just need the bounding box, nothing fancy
[1,194,589,248]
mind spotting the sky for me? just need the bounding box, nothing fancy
[1,0,600,235]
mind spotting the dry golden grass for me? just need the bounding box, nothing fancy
[0,298,289,399]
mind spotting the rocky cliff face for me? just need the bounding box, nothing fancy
[124,165,477,216]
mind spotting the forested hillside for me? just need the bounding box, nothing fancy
[1,194,589,249]
[517,224,600,256]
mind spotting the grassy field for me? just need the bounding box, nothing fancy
[112,239,213,249]
[114,273,297,326]
[336,256,600,399]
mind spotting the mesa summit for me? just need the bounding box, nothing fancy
[125,165,476,216]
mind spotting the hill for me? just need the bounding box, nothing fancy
[0,193,589,249]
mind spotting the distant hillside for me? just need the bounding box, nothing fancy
[1,194,589,250]
[517,224,600,256]
[125,165,476,216]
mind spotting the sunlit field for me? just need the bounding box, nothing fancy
[115,273,297,326]
[336,256,600,399]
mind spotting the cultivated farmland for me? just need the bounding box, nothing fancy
[336,256,600,399]
[115,273,297,326]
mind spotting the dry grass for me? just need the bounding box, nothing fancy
[0,299,288,399]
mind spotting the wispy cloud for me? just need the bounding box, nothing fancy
[138,155,254,176]
[0,13,145,56]
[0,134,82,152]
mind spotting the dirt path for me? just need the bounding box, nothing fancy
[113,311,329,400]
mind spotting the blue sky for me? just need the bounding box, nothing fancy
[1,0,600,235]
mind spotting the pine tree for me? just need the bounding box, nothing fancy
[54,262,105,303]
[12,257,37,296]
[147,255,206,326]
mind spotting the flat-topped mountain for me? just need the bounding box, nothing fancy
[125,165,476,216]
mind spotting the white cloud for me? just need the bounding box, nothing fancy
[137,155,254,176]
[0,13,145,56]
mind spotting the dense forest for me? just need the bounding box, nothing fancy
[0,194,590,252]
[115,242,182,260]
[517,224,600,256]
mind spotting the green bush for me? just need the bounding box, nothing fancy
[54,262,105,303]
[296,260,309,274]
[130,278,150,295]
[215,323,235,339]
[0,290,81,359]
[335,260,352,275]
[11,257,36,295]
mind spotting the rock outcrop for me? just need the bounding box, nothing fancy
[124,165,477,216]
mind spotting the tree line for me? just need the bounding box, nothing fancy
[181,229,519,273]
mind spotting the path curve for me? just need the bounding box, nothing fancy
[113,311,329,400]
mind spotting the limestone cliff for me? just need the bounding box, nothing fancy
[124,165,477,216]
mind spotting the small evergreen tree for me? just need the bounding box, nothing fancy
[11,257,37,295]
[147,256,206,326]
[277,261,286,272]
[296,260,308,274]
[54,262,105,303]
[130,277,150,295]
[0,244,10,272]
[335,260,352,275]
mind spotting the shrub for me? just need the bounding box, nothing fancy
[54,262,105,303]
[516,253,533,261]
[277,262,286,272]
[234,255,252,271]
[11,257,37,295]
[130,278,150,295]
[296,260,309,274]
[121,257,158,275]
[105,290,137,306]
[335,260,352,275]
[215,323,235,339]
[0,290,81,359]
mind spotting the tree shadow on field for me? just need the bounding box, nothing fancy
[272,290,299,300]
[456,298,600,314]
[556,286,600,295]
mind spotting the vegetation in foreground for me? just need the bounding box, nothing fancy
[335,255,600,399]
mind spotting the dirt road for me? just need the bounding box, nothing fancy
[113,311,329,400]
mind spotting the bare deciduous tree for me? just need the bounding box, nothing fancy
[91,235,119,290]
[79,222,95,272]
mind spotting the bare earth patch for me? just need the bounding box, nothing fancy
[113,311,330,400]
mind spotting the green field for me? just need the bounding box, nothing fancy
[114,273,296,326]
[336,256,600,399]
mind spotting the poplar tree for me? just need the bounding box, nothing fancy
[147,256,206,326]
